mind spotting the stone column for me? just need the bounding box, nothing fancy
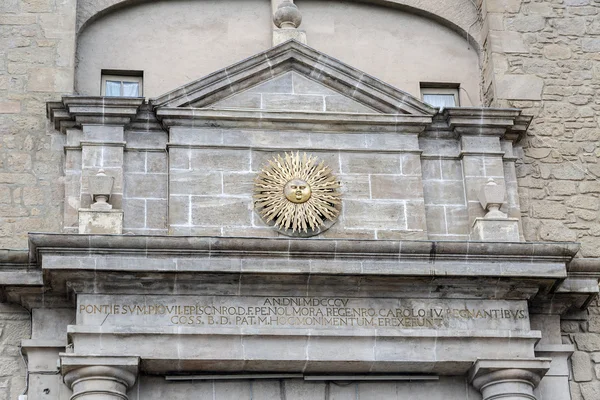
[61,355,139,400]
[469,359,551,400]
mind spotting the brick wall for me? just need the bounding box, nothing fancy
[0,0,75,249]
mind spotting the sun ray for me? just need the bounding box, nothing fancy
[254,152,341,234]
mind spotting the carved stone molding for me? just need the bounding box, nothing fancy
[61,356,139,400]
[469,359,551,400]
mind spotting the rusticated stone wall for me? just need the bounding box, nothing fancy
[0,0,76,249]
[483,0,600,257]
[482,0,600,398]
[0,303,30,400]
[563,298,600,400]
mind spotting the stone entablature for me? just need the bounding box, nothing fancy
[0,232,589,399]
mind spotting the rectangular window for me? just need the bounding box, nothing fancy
[101,70,143,97]
[420,84,460,110]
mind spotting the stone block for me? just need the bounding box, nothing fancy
[583,38,600,53]
[580,381,600,400]
[491,31,528,53]
[82,146,123,169]
[486,0,522,13]
[552,17,587,35]
[371,175,423,200]
[402,154,422,176]
[125,152,146,173]
[262,93,324,112]
[324,95,374,113]
[423,180,466,205]
[272,28,307,46]
[146,151,167,174]
[222,172,255,196]
[78,210,123,234]
[123,199,145,229]
[421,159,442,180]
[170,170,221,196]
[310,132,366,149]
[445,206,470,235]
[496,74,544,100]
[425,205,447,235]
[539,221,577,242]
[471,218,520,242]
[531,201,568,219]
[580,181,600,194]
[343,200,406,229]
[340,153,401,174]
[190,149,250,172]
[572,351,594,382]
[540,164,586,180]
[406,200,427,231]
[574,334,600,352]
[124,174,167,199]
[337,174,370,199]
[146,199,167,229]
[543,44,572,60]
[566,196,599,211]
[213,92,262,109]
[83,125,124,142]
[191,197,251,226]
[506,15,547,32]
[169,148,190,170]
[168,196,190,226]
[0,101,21,114]
[247,72,293,94]
[22,0,54,12]
[0,14,37,25]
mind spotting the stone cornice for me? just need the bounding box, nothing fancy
[27,233,579,265]
[156,107,432,133]
[47,97,146,133]
[443,107,532,142]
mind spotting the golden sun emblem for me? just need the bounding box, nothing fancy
[254,152,341,234]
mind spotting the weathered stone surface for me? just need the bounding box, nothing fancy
[78,210,123,234]
[574,334,600,352]
[573,352,594,382]
[580,381,600,400]
[496,74,544,100]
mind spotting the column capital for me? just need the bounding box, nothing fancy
[61,355,139,400]
[469,358,551,400]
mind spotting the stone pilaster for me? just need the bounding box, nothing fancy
[49,97,144,233]
[445,108,524,236]
[469,359,551,400]
[61,356,139,400]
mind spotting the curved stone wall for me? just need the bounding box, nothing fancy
[75,0,481,102]
[76,0,481,42]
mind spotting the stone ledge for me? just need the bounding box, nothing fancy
[28,233,580,264]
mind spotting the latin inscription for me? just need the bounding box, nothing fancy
[77,296,529,331]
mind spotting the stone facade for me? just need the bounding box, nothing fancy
[479,1,600,397]
[1,1,600,399]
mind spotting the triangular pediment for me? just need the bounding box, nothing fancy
[151,40,437,116]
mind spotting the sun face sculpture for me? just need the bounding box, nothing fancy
[254,152,341,235]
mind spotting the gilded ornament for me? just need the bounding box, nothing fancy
[254,152,341,235]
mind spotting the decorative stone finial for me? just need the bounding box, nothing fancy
[88,169,114,210]
[478,178,507,219]
[273,0,302,29]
